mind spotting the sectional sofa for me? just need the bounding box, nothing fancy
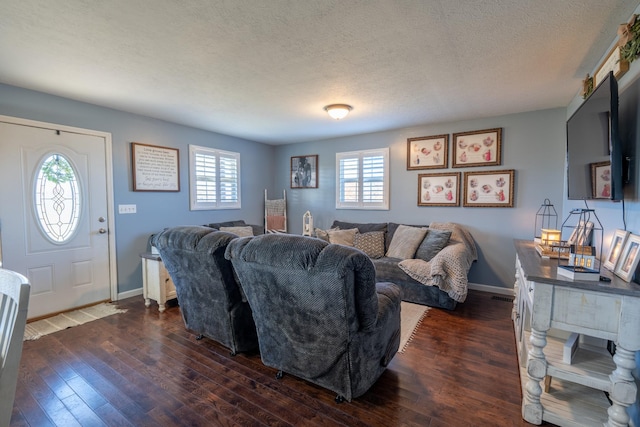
[318,220,477,310]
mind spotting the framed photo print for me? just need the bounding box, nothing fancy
[407,134,448,170]
[452,128,502,167]
[603,229,630,271]
[131,142,180,192]
[590,161,612,199]
[463,169,514,207]
[567,220,594,246]
[614,233,640,282]
[417,172,460,206]
[291,155,318,188]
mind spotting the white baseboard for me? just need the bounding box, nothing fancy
[468,282,514,296]
[116,287,143,301]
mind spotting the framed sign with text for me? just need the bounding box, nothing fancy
[131,142,180,191]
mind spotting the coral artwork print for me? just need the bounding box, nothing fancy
[453,128,502,167]
[407,135,448,170]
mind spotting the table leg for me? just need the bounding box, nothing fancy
[606,345,637,427]
[523,327,548,424]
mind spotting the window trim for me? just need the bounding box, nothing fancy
[336,147,389,210]
[189,144,241,210]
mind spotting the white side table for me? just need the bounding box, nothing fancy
[140,252,177,312]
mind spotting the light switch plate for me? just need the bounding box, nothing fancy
[118,204,137,214]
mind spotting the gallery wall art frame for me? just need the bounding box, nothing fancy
[590,161,612,199]
[131,142,180,192]
[463,169,514,207]
[407,134,448,170]
[417,172,460,207]
[603,229,630,271]
[291,155,318,189]
[614,233,640,282]
[452,127,502,167]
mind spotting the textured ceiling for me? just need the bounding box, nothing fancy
[1,1,638,145]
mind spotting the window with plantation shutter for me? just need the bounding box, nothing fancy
[189,145,241,210]
[336,148,389,210]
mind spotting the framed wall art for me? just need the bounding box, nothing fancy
[463,169,514,207]
[603,229,630,271]
[291,155,318,188]
[590,161,611,199]
[452,128,502,167]
[417,172,460,206]
[614,233,640,282]
[407,134,448,170]
[131,142,180,192]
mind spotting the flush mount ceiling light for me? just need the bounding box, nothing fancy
[324,104,352,120]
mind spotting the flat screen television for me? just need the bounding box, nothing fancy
[566,71,623,201]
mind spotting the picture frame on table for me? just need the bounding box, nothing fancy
[131,142,180,192]
[567,220,594,247]
[614,233,640,282]
[462,169,514,207]
[452,128,502,167]
[603,229,630,271]
[590,161,612,199]
[290,155,318,189]
[407,134,448,170]
[417,172,460,206]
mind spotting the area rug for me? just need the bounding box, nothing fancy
[23,302,127,341]
[399,301,430,353]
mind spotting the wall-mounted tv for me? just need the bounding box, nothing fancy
[566,71,623,201]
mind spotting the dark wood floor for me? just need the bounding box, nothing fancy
[10,290,543,427]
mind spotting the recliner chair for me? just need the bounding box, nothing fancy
[225,233,401,402]
[153,226,258,355]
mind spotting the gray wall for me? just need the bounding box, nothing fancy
[4,73,637,293]
[275,107,567,289]
[0,83,275,294]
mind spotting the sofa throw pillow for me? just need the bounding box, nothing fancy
[315,227,339,242]
[386,225,428,259]
[219,226,254,237]
[386,222,428,252]
[327,228,358,246]
[354,231,386,259]
[415,229,452,261]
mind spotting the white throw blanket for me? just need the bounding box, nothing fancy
[398,222,477,303]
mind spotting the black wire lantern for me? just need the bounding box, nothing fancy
[534,198,558,242]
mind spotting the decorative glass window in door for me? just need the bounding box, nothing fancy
[34,153,81,243]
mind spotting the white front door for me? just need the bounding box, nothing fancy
[0,117,115,319]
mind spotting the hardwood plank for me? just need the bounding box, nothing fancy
[11,290,546,426]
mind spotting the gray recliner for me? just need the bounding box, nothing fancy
[153,226,258,355]
[225,233,401,402]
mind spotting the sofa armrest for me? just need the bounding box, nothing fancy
[374,282,401,366]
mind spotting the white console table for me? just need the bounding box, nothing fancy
[513,240,640,427]
[140,252,177,312]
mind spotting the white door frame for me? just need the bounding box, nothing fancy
[0,114,119,301]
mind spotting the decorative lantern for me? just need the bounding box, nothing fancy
[302,211,313,236]
[557,208,603,281]
[534,199,558,242]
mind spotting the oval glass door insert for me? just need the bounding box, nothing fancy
[34,153,81,243]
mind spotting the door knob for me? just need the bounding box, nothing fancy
[98,217,106,223]
[99,228,107,234]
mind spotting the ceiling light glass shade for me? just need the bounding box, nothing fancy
[324,104,352,120]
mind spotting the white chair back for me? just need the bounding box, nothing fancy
[0,269,30,427]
